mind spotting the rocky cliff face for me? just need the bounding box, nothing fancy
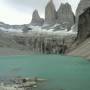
[57,3,75,30]
[67,7,90,59]
[76,0,90,22]
[30,10,44,26]
[77,7,90,42]
[44,0,56,26]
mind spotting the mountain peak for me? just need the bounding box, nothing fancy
[32,9,40,19]
[57,3,75,30]
[44,0,56,26]
[30,9,44,26]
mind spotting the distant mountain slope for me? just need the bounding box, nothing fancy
[0,22,26,29]
[0,22,28,32]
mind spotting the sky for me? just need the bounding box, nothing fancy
[0,0,80,25]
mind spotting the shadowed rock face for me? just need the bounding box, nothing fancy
[30,10,44,26]
[57,3,75,30]
[77,7,90,42]
[44,0,56,26]
[76,0,90,23]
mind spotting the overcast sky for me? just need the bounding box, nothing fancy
[0,0,80,25]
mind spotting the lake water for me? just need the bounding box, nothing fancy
[0,55,90,90]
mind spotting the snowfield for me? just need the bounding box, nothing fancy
[0,25,77,38]
[29,25,77,36]
[0,27,22,32]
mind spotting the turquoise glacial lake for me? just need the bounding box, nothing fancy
[0,55,90,90]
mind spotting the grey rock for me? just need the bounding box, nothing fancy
[22,25,32,33]
[44,0,56,26]
[76,0,90,23]
[57,3,75,30]
[77,7,90,42]
[70,24,78,32]
[30,10,44,26]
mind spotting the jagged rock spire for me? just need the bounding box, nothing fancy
[30,9,44,26]
[44,0,56,26]
[57,3,75,30]
[32,10,40,20]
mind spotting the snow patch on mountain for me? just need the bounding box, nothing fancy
[0,27,22,32]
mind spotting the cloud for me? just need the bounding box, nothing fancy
[5,0,80,13]
[0,4,32,25]
[0,0,80,24]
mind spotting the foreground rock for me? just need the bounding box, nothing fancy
[77,7,90,42]
[30,10,44,26]
[57,3,75,30]
[76,0,90,22]
[68,7,90,59]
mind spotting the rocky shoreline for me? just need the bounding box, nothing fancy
[0,77,47,90]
